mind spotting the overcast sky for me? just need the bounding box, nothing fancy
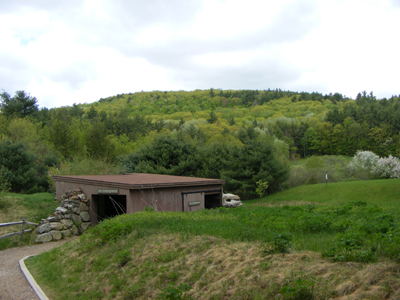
[1,0,399,109]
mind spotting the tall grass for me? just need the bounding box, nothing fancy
[0,192,57,249]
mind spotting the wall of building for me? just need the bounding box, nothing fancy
[55,181,222,224]
[55,181,130,224]
[129,185,221,213]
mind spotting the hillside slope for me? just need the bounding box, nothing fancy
[25,179,400,299]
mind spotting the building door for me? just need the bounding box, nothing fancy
[93,194,127,221]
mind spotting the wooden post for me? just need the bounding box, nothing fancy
[325,170,328,186]
[21,217,26,240]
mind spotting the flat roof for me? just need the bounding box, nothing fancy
[52,173,225,190]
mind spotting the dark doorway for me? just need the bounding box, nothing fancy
[205,193,221,209]
[93,195,126,221]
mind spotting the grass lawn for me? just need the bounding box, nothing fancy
[25,179,400,299]
[249,179,400,209]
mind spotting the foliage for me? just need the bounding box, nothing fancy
[279,277,316,300]
[255,180,269,198]
[48,158,123,177]
[206,111,218,124]
[0,192,58,249]
[116,250,132,267]
[0,90,38,118]
[262,232,292,254]
[371,155,400,179]
[0,173,11,210]
[48,109,78,158]
[221,139,290,198]
[285,155,351,188]
[348,150,379,172]
[85,120,116,161]
[120,136,289,198]
[1,88,399,195]
[143,206,156,212]
[0,140,45,193]
[120,135,196,175]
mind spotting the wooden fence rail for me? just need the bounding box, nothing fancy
[0,217,38,240]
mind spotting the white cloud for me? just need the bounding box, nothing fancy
[0,0,399,108]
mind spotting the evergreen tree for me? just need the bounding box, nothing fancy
[0,141,38,192]
[0,90,38,118]
[207,111,218,124]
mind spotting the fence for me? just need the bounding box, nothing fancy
[0,217,38,240]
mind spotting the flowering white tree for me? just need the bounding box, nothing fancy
[371,155,400,179]
[348,150,379,172]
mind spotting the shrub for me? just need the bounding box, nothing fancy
[143,206,156,212]
[348,150,379,171]
[116,250,132,267]
[371,155,400,179]
[255,180,269,198]
[262,232,292,254]
[279,277,316,300]
[0,141,40,192]
[307,175,318,184]
[322,248,377,263]
[299,214,332,233]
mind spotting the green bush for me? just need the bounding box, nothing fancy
[0,141,43,192]
[262,232,292,254]
[116,250,132,267]
[322,248,377,263]
[279,277,316,300]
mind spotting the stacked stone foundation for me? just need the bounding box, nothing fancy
[36,188,92,243]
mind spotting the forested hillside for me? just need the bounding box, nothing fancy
[0,89,399,197]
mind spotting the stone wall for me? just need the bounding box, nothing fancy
[36,188,92,243]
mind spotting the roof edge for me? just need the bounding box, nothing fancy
[52,175,225,190]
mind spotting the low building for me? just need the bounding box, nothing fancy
[52,173,225,224]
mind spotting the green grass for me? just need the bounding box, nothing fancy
[0,192,57,250]
[25,179,400,299]
[64,179,400,261]
[249,179,400,208]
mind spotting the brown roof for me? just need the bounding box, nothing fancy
[52,173,225,190]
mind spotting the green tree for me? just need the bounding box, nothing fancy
[86,106,98,120]
[48,109,77,158]
[207,111,218,124]
[221,139,290,198]
[315,122,332,155]
[301,127,319,156]
[0,141,39,192]
[0,90,38,118]
[85,121,116,161]
[120,136,196,175]
[331,124,346,154]
[70,103,84,118]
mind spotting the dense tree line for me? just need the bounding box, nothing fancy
[118,135,289,198]
[0,88,399,194]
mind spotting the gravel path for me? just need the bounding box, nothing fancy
[0,238,76,300]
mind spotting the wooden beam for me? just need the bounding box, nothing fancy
[0,221,24,227]
[0,221,38,227]
[0,229,33,239]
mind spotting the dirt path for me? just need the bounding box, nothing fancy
[0,238,76,300]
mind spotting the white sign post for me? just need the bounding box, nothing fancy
[325,170,328,186]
